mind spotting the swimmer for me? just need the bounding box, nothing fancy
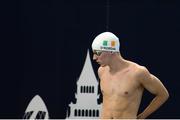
[91,32,169,119]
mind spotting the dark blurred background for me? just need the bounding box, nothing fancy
[0,0,180,118]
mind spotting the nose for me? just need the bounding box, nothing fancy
[93,54,98,60]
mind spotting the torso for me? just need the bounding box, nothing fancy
[99,62,144,119]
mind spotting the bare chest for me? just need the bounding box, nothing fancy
[100,71,140,97]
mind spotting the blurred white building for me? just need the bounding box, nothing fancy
[66,50,102,119]
[23,95,49,119]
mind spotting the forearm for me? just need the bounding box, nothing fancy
[137,95,169,119]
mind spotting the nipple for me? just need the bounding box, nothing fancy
[124,91,128,95]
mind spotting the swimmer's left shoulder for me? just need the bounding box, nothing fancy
[135,65,151,82]
[127,61,150,76]
[129,61,148,72]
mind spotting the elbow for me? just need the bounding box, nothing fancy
[156,90,169,102]
[165,91,169,101]
[165,87,169,99]
[161,90,169,102]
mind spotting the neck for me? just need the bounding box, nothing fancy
[108,54,129,73]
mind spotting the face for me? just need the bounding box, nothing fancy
[93,50,110,66]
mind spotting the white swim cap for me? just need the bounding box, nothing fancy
[92,32,120,52]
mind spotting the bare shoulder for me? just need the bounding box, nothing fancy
[98,66,106,78]
[136,65,150,77]
[133,64,156,87]
[130,62,151,81]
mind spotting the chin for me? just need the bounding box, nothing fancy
[100,64,106,67]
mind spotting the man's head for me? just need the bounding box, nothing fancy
[92,32,120,52]
[92,32,120,66]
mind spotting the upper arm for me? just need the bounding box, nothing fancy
[138,67,169,96]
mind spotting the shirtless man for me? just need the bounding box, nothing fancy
[91,32,169,119]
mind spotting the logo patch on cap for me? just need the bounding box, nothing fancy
[102,40,116,47]
[103,40,108,46]
[101,40,116,51]
[111,41,116,47]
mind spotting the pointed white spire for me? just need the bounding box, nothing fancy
[77,49,98,85]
